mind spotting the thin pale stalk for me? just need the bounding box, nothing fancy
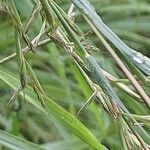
[72,0,150,75]
[84,15,150,107]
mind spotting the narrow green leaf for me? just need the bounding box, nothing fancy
[39,0,57,28]
[0,129,45,150]
[47,0,87,57]
[0,68,106,150]
[25,60,45,95]
[42,138,86,150]
[6,0,22,27]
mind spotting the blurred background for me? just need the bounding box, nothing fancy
[0,0,150,149]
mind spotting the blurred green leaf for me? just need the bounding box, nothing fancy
[0,129,45,150]
[0,68,106,150]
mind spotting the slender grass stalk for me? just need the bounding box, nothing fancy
[47,0,87,57]
[0,19,51,65]
[39,0,57,29]
[72,0,150,76]
[47,1,120,110]
[123,117,149,150]
[43,0,150,137]
[25,60,45,95]
[15,30,27,88]
[0,38,51,64]
[6,0,22,27]
[1,0,150,149]
[83,15,150,107]
[53,2,83,36]
[24,2,41,33]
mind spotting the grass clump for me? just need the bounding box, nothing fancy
[0,0,150,149]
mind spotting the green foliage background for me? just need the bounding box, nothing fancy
[0,0,150,150]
